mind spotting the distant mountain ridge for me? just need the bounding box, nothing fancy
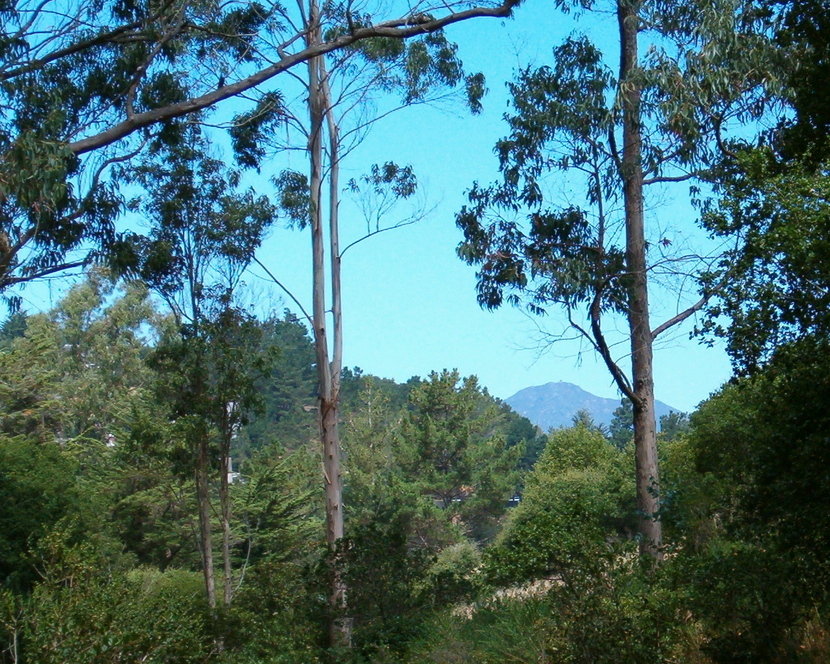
[505,381,679,432]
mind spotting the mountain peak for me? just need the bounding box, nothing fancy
[505,382,679,431]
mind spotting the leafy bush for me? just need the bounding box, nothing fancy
[408,560,689,664]
[665,540,814,664]
[417,541,482,606]
[485,424,633,583]
[217,560,324,664]
[26,567,209,664]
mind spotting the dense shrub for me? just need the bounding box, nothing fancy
[485,424,634,583]
[25,567,209,664]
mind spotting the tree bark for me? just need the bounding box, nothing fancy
[195,429,217,608]
[307,8,350,648]
[220,450,233,606]
[617,0,662,561]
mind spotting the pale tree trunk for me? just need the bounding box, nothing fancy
[220,451,233,606]
[218,402,236,607]
[196,430,217,608]
[307,7,350,648]
[618,0,662,561]
[324,73,352,643]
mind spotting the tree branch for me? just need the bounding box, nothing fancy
[250,256,312,325]
[587,286,635,402]
[651,292,710,340]
[642,171,696,185]
[0,2,176,82]
[67,0,521,155]
[339,218,419,257]
[3,260,86,286]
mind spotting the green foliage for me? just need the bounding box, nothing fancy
[350,162,416,198]
[342,513,433,660]
[455,34,627,317]
[121,125,276,298]
[339,374,532,658]
[0,272,156,444]
[409,598,555,664]
[0,0,282,289]
[608,398,633,450]
[216,561,324,664]
[336,26,485,112]
[659,411,690,441]
[273,170,311,228]
[772,0,830,161]
[701,149,830,371]
[398,370,523,541]
[410,540,830,664]
[0,438,81,589]
[501,408,545,470]
[150,303,272,455]
[688,337,830,580]
[26,567,210,664]
[665,540,812,664]
[229,91,286,170]
[571,408,607,435]
[239,313,318,454]
[342,378,413,529]
[417,540,482,607]
[486,424,633,584]
[657,435,724,550]
[409,561,688,664]
[233,444,323,566]
[0,274,158,588]
[108,459,197,571]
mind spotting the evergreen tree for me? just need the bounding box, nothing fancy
[608,398,634,450]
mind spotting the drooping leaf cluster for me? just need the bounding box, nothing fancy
[700,148,830,371]
[457,37,627,317]
[0,0,281,290]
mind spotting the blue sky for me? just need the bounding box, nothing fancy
[18,0,736,413]
[244,0,735,413]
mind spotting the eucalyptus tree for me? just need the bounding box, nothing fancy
[457,0,780,558]
[237,6,493,644]
[0,0,519,295]
[125,125,276,608]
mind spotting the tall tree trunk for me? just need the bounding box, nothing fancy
[196,429,217,608]
[322,56,352,645]
[618,0,662,561]
[307,8,349,648]
[220,452,233,606]
[217,400,236,607]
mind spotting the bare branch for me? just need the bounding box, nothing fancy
[588,286,635,401]
[650,291,710,340]
[4,260,86,286]
[643,171,696,185]
[250,256,312,325]
[339,218,420,257]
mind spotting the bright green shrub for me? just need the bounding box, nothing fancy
[485,424,633,583]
